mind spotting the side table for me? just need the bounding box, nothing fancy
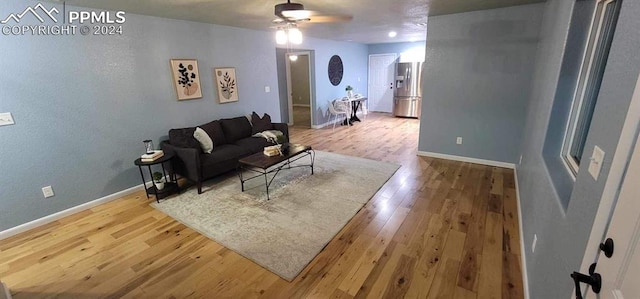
[134,153,180,203]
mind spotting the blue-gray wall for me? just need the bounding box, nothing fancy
[368,41,426,61]
[418,4,543,163]
[276,41,368,126]
[541,0,596,209]
[0,0,363,230]
[276,48,293,123]
[517,0,640,297]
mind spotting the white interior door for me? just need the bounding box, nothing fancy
[577,127,640,299]
[367,54,396,113]
[581,130,640,299]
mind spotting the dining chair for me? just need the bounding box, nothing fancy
[328,99,349,129]
[360,101,369,120]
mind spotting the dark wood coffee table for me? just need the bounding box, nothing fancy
[237,143,314,200]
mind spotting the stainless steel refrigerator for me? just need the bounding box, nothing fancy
[393,62,423,118]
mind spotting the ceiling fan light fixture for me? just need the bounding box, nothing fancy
[276,29,288,44]
[282,10,311,20]
[275,1,305,18]
[288,28,303,44]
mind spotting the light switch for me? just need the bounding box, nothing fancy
[42,186,54,198]
[0,112,15,126]
[588,146,605,180]
[264,86,271,93]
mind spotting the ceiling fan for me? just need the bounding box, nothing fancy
[272,0,352,25]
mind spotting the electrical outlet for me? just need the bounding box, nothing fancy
[456,137,463,145]
[532,234,538,253]
[42,186,54,198]
[0,112,15,126]
[264,86,271,93]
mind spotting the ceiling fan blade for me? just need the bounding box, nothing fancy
[307,15,353,23]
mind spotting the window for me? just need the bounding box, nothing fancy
[562,0,622,175]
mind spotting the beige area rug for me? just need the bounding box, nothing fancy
[151,151,399,281]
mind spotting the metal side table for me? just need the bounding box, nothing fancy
[134,153,179,203]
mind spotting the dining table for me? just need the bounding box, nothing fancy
[340,96,367,126]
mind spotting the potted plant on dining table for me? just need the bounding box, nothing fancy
[345,85,354,98]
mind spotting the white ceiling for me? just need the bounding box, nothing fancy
[50,0,545,44]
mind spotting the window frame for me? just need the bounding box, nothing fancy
[561,0,621,177]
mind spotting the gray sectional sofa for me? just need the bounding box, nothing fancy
[161,115,288,194]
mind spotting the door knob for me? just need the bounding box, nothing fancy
[599,238,614,258]
[571,263,601,299]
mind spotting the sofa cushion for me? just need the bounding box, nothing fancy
[220,116,252,143]
[168,127,201,150]
[251,112,274,135]
[200,144,246,166]
[234,137,272,154]
[199,120,227,146]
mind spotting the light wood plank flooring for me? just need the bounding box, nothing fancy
[0,112,524,298]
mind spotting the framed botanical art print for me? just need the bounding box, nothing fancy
[214,67,239,103]
[170,59,203,100]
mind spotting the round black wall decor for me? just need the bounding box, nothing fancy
[328,55,344,86]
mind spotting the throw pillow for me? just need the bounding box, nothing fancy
[251,112,274,135]
[193,127,214,154]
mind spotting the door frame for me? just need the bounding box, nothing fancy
[367,53,397,113]
[285,51,313,127]
[577,73,640,296]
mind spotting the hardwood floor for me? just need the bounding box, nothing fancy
[0,113,524,298]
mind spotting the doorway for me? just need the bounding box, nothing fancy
[286,52,313,128]
[368,54,397,113]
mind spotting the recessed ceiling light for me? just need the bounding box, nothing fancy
[416,22,428,27]
[388,31,397,38]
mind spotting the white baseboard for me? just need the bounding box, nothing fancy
[311,117,344,129]
[514,167,530,299]
[0,184,144,240]
[416,151,515,169]
[311,112,369,129]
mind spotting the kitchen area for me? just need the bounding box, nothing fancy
[367,42,425,119]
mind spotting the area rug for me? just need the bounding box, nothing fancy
[151,150,399,281]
